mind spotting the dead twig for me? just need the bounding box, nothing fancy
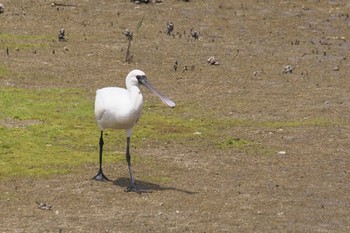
[123,30,133,63]
[51,2,77,7]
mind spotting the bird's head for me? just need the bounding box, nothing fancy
[125,69,146,88]
[125,69,175,108]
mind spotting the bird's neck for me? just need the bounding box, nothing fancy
[128,86,144,111]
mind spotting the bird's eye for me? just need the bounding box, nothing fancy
[136,75,146,83]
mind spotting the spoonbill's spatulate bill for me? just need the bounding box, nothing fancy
[92,69,175,193]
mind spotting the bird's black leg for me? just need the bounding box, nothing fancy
[92,131,111,182]
[125,137,137,191]
[125,137,148,193]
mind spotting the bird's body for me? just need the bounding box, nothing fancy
[93,69,175,193]
[95,87,143,134]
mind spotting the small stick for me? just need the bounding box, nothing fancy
[123,30,133,63]
[51,2,77,7]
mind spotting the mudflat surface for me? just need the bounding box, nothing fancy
[0,0,349,232]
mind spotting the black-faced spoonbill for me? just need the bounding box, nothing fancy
[93,69,175,193]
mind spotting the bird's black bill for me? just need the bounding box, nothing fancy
[138,77,176,108]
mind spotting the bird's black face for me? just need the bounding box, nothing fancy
[136,75,148,85]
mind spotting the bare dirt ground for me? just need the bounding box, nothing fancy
[1,0,350,232]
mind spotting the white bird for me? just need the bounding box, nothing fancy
[93,69,175,193]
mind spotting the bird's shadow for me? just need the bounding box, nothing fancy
[113,177,197,194]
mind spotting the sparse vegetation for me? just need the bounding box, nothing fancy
[0,88,97,178]
[0,33,53,49]
[0,64,9,77]
[0,87,337,179]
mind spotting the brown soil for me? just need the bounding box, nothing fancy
[1,0,349,232]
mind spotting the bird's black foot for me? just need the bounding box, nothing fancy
[125,183,151,194]
[92,170,111,182]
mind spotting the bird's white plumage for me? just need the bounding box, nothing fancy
[94,69,175,135]
[95,70,146,137]
[92,69,175,190]
[95,87,143,130]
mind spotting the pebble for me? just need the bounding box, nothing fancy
[207,56,219,65]
[253,71,261,76]
[58,28,65,41]
[282,65,293,74]
[166,22,174,35]
[36,202,52,210]
[190,29,199,40]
